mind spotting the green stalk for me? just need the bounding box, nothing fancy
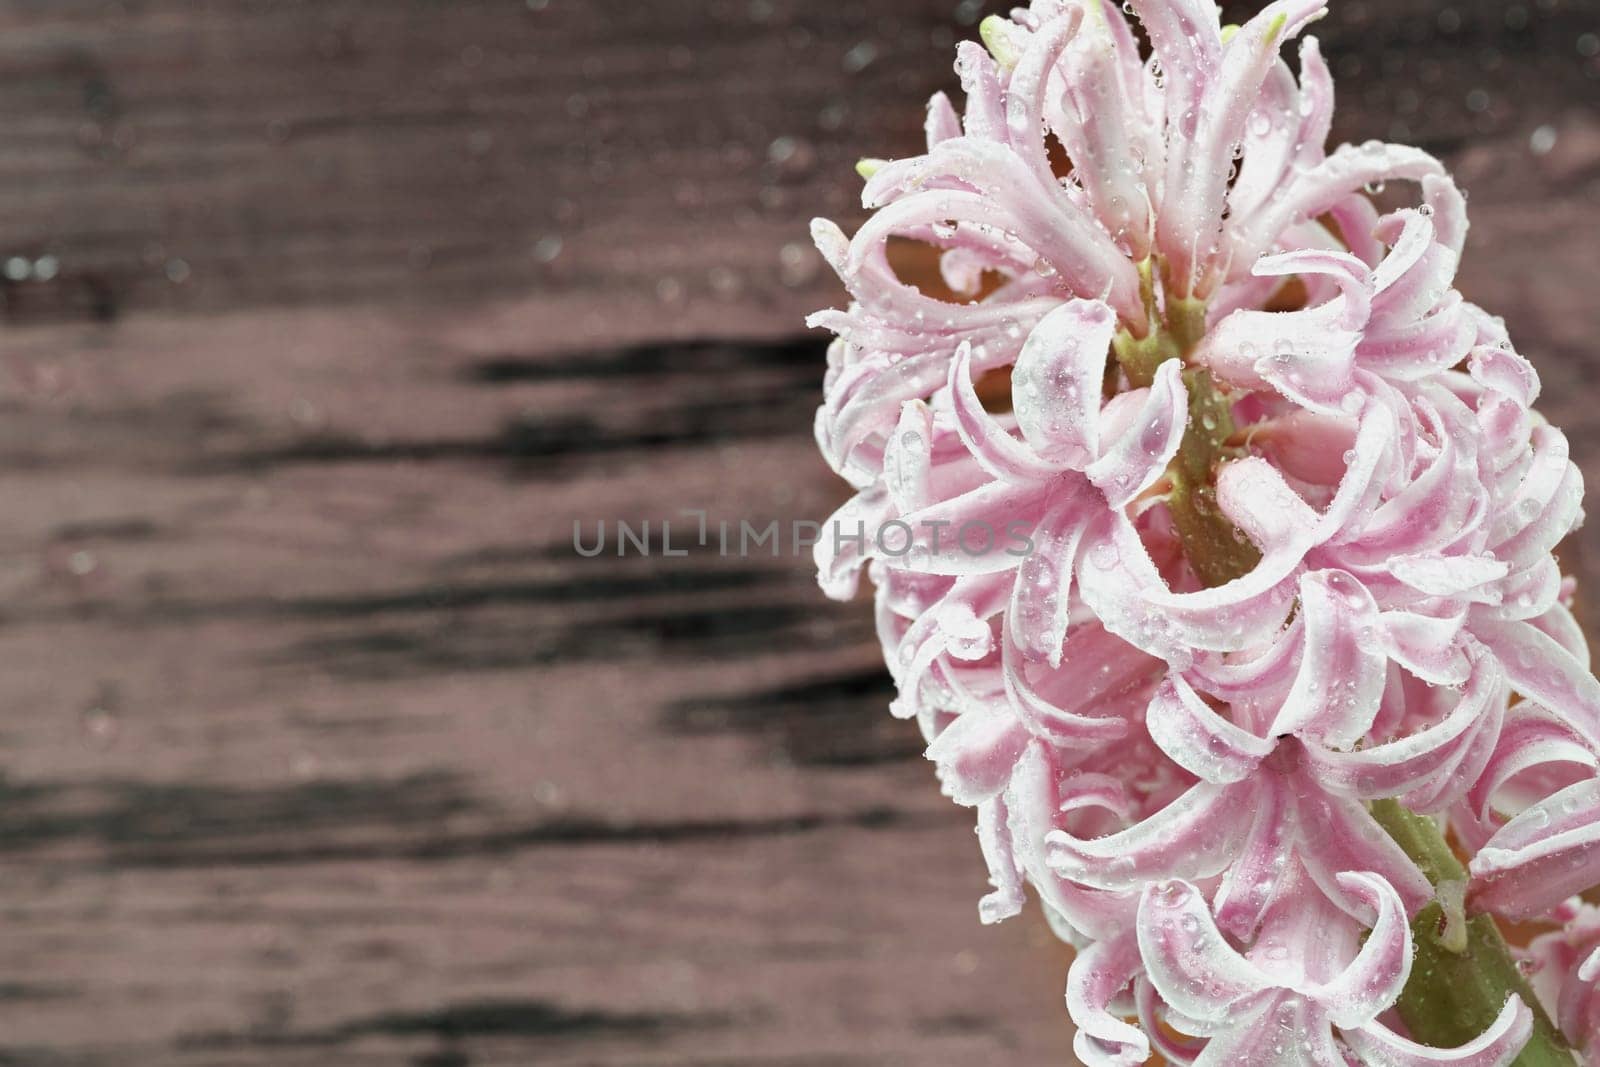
[1371,801,1573,1065]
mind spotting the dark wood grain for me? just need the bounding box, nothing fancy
[0,0,1594,1064]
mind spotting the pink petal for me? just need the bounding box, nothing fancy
[1472,613,1600,752]
[1136,977,1208,1065]
[1187,621,1303,718]
[1183,996,1340,1066]
[926,708,1031,805]
[1269,570,1387,747]
[1467,704,1598,828]
[1213,782,1295,939]
[1306,650,1503,802]
[1194,248,1370,410]
[948,343,1059,483]
[1007,489,1092,665]
[1125,0,1220,108]
[1294,782,1434,915]
[1137,879,1274,1024]
[1004,617,1149,745]
[1491,425,1584,573]
[1391,554,1510,599]
[976,794,1027,923]
[816,486,891,599]
[1146,673,1275,784]
[1010,299,1118,464]
[1232,141,1446,272]
[1066,931,1151,1067]
[924,90,962,148]
[1341,997,1532,1067]
[953,40,1005,140]
[1058,15,1157,259]
[1048,780,1258,890]
[1008,742,1140,939]
[1343,394,1481,559]
[1079,460,1314,660]
[1086,358,1189,507]
[1244,410,1358,487]
[1469,777,1600,921]
[1314,871,1412,1028]
[1380,608,1471,686]
[1003,10,1085,192]
[1161,0,1328,297]
[892,480,1051,576]
[1224,61,1299,226]
[1318,394,1401,540]
[882,401,935,514]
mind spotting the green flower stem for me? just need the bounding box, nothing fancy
[1371,801,1572,1065]
[1113,320,1575,1063]
[1167,366,1262,588]
[1114,283,1259,588]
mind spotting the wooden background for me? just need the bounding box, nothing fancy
[0,1,1594,1063]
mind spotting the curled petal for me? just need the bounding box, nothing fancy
[1080,460,1314,660]
[925,709,1030,805]
[976,795,1026,923]
[1003,11,1085,191]
[1319,395,1401,540]
[1559,944,1600,1045]
[1232,141,1446,271]
[1469,343,1540,409]
[1469,777,1600,921]
[1136,977,1208,1065]
[1295,783,1434,915]
[1213,782,1295,939]
[1467,704,1598,828]
[1314,871,1412,1028]
[816,487,891,599]
[1270,569,1386,747]
[1340,996,1532,1067]
[1346,395,1482,559]
[1004,614,1148,744]
[1137,879,1273,1024]
[1007,489,1092,665]
[948,343,1059,483]
[1473,613,1600,752]
[1048,779,1258,890]
[1391,554,1509,599]
[1009,742,1139,940]
[893,480,1050,575]
[863,139,1142,320]
[1195,249,1370,410]
[1187,996,1344,1066]
[1086,358,1189,507]
[1147,673,1275,784]
[1379,609,1470,686]
[1011,298,1118,464]
[1492,426,1584,572]
[1306,651,1502,802]
[1067,931,1151,1067]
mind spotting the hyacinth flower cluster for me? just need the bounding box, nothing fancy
[808,0,1600,1062]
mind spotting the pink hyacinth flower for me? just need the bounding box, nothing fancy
[809,0,1600,1061]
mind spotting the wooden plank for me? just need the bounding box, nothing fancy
[0,0,1591,1063]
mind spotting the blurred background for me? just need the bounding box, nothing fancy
[0,1,1594,1063]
